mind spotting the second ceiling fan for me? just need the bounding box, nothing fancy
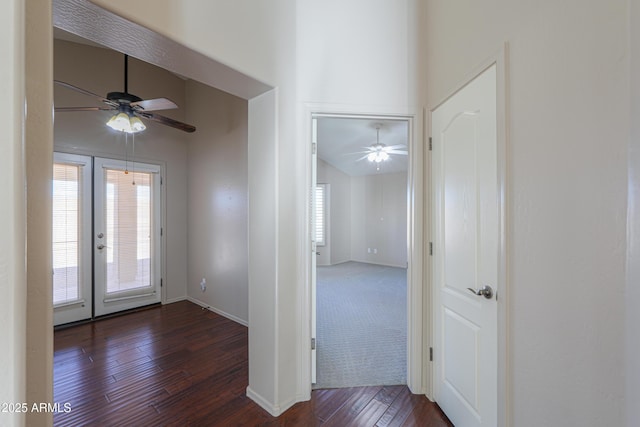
[55,54,196,134]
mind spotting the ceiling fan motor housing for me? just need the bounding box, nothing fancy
[107,91,143,105]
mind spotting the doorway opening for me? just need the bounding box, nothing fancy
[312,115,411,389]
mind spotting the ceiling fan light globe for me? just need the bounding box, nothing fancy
[381,152,389,161]
[106,112,132,133]
[367,152,376,162]
[130,116,146,133]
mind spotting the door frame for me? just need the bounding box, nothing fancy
[428,45,509,426]
[52,152,93,326]
[53,150,168,320]
[300,107,423,396]
[93,157,163,317]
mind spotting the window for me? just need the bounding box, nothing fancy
[315,184,327,246]
[52,162,82,305]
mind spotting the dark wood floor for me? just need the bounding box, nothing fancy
[54,301,452,426]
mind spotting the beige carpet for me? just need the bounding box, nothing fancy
[314,261,407,389]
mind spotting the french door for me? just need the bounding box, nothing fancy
[53,153,162,326]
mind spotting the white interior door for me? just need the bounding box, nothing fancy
[94,158,162,317]
[53,153,93,326]
[310,117,318,384]
[432,64,498,427]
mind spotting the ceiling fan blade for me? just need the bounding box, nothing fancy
[384,144,408,151]
[136,112,196,133]
[131,97,178,112]
[55,106,115,112]
[54,80,118,107]
[356,154,371,162]
[387,150,408,155]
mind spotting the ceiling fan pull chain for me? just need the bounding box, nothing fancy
[131,133,136,186]
[124,132,129,174]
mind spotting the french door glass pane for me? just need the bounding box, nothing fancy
[104,169,153,294]
[52,163,81,305]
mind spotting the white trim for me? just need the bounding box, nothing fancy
[186,296,248,327]
[164,296,187,305]
[496,43,511,427]
[246,386,297,417]
[428,44,509,426]
[345,259,408,269]
[298,105,422,397]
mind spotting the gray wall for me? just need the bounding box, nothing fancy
[351,172,407,267]
[185,80,248,324]
[317,159,407,268]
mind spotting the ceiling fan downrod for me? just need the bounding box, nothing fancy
[124,54,128,94]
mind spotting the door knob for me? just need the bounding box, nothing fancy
[97,244,106,250]
[467,285,493,300]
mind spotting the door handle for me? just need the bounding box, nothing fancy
[467,285,493,300]
[97,244,106,250]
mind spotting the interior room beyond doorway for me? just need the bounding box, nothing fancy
[314,116,410,389]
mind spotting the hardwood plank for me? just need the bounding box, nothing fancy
[322,386,383,427]
[54,301,453,426]
[350,398,390,426]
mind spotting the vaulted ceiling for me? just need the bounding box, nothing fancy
[317,117,409,177]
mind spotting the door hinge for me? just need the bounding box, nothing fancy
[311,338,316,350]
[312,142,317,155]
[429,137,433,151]
[160,228,163,237]
[429,242,433,256]
[430,347,433,361]
[160,176,163,185]
[160,278,163,288]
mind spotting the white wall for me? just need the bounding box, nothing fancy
[0,0,26,425]
[627,2,640,426]
[186,80,249,324]
[54,40,189,303]
[317,159,407,268]
[425,1,627,425]
[316,159,351,266]
[297,0,417,110]
[351,173,407,268]
[26,1,54,424]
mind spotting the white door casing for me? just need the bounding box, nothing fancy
[432,64,498,427]
[310,117,318,384]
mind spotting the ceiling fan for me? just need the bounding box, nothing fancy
[357,124,408,164]
[54,54,196,133]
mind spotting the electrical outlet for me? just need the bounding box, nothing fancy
[373,248,378,254]
[367,248,371,253]
[200,278,206,292]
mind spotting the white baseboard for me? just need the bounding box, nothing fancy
[340,259,408,269]
[245,387,298,417]
[164,296,187,305]
[186,296,248,327]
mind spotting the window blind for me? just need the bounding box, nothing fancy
[104,169,152,294]
[315,184,326,246]
[52,163,81,305]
